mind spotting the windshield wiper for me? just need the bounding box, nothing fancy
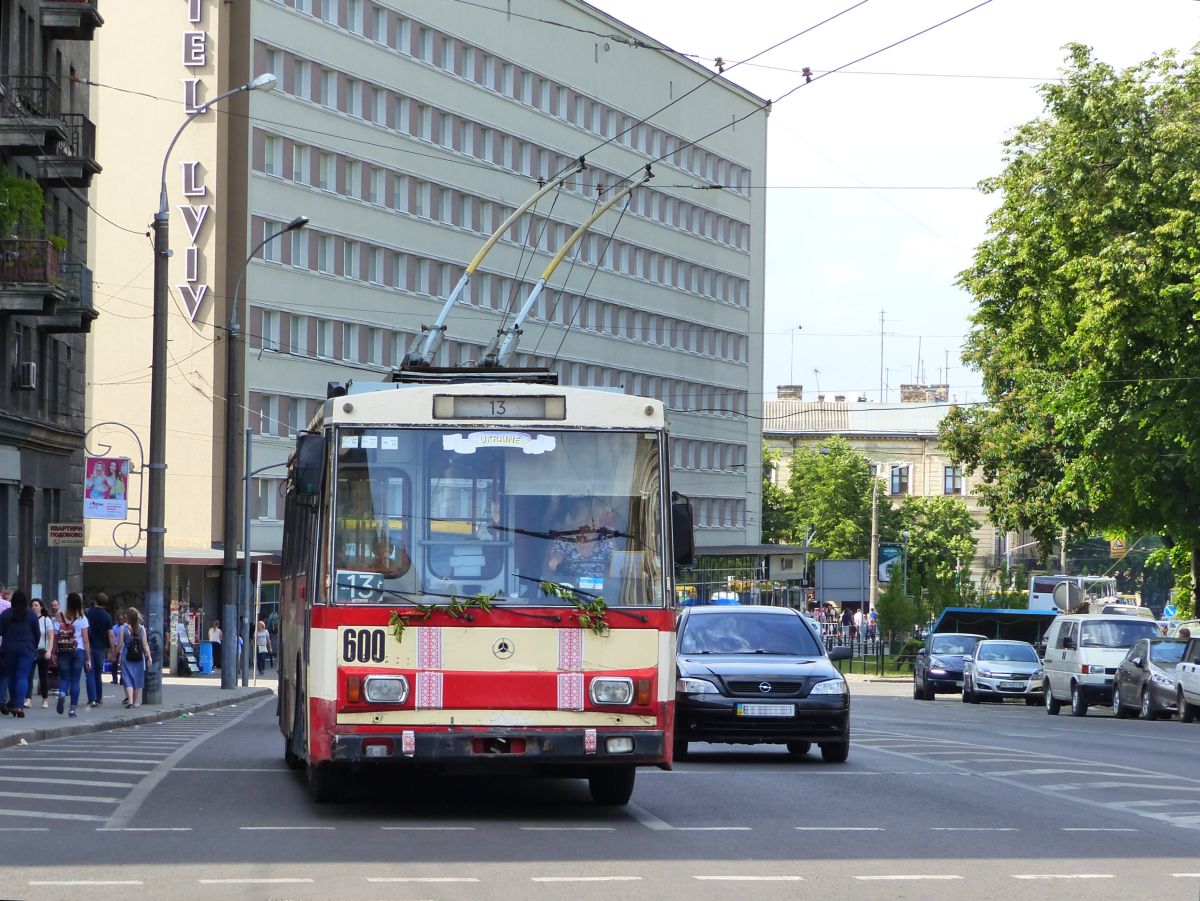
[512,574,649,623]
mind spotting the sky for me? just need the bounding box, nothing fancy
[591,0,1200,406]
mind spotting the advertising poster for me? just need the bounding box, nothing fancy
[878,542,904,584]
[84,456,130,520]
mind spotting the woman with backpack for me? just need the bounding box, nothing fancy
[26,599,55,708]
[119,607,151,708]
[0,590,39,718]
[50,593,91,718]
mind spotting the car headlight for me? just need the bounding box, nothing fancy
[677,677,718,695]
[1150,670,1175,687]
[975,666,992,677]
[809,678,848,696]
[1032,669,1043,679]
[363,675,409,704]
[929,668,947,675]
[589,677,635,705]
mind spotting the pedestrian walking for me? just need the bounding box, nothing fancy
[840,607,853,642]
[26,599,55,708]
[51,593,90,718]
[208,619,223,670]
[84,593,113,707]
[255,620,272,674]
[119,607,152,708]
[110,613,125,685]
[0,591,38,718]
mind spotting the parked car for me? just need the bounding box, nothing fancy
[1168,619,1199,638]
[1113,638,1187,720]
[1177,637,1200,722]
[674,605,852,762]
[962,640,1044,705]
[1043,614,1162,716]
[913,633,986,700]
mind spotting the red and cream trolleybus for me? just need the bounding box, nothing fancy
[278,366,694,804]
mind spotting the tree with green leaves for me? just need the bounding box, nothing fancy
[761,447,795,544]
[785,437,901,558]
[941,44,1200,606]
[898,495,978,589]
[875,573,915,649]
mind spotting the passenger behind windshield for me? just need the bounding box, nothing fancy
[680,613,823,656]
[977,643,1038,663]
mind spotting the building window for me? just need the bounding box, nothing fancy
[347,0,364,34]
[316,319,333,358]
[341,323,359,361]
[318,152,333,190]
[368,167,383,204]
[321,69,337,108]
[343,240,360,279]
[263,136,282,176]
[346,160,361,199]
[944,465,963,495]
[260,310,280,351]
[292,145,309,185]
[367,247,383,284]
[291,230,308,269]
[256,477,282,520]
[294,60,312,100]
[261,219,283,262]
[316,236,333,273]
[890,464,910,496]
[288,318,307,354]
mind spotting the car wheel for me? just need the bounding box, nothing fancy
[820,741,850,763]
[913,676,924,700]
[1180,692,1196,723]
[1045,684,1061,716]
[589,766,636,806]
[1140,688,1155,721]
[923,677,935,701]
[1113,693,1132,718]
[786,741,811,757]
[284,679,305,771]
[1070,683,1088,717]
[961,679,972,703]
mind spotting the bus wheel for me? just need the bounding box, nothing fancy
[307,762,343,804]
[284,684,305,771]
[588,766,636,806]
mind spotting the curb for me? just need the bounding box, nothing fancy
[0,688,274,751]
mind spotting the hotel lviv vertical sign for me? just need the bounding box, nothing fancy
[180,0,213,322]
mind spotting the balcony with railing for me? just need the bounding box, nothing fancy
[0,238,66,314]
[37,112,100,187]
[42,252,97,333]
[0,75,67,155]
[40,1,104,41]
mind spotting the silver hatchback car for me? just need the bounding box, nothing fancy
[962,640,1044,705]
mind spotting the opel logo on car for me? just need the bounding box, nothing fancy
[758,682,772,693]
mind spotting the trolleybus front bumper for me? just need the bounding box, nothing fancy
[328,727,666,769]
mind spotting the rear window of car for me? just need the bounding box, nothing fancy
[1080,620,1161,649]
[929,635,981,655]
[679,612,823,656]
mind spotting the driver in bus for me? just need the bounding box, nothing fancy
[546,497,614,589]
[339,533,410,579]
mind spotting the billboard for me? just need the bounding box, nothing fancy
[878,543,904,584]
[84,456,130,520]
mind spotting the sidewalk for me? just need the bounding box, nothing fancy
[0,672,275,750]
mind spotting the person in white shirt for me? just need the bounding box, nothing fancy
[208,620,223,670]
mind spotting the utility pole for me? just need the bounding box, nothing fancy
[878,309,885,402]
[868,478,879,616]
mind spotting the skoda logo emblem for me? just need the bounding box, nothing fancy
[493,638,514,659]
[758,682,772,693]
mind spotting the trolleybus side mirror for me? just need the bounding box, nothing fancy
[294,432,326,504]
[672,492,695,566]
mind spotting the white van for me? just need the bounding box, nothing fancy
[1042,614,1162,716]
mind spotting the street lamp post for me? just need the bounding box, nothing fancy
[243,443,288,686]
[789,324,802,384]
[221,215,308,690]
[868,477,879,618]
[902,529,910,598]
[145,72,277,705]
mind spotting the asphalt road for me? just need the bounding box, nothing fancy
[1,686,1199,901]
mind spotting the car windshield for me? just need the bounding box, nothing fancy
[976,642,1038,663]
[1149,642,1186,667]
[929,635,981,655]
[679,612,823,656]
[1080,620,1161,648]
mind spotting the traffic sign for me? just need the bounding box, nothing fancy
[1164,604,1178,619]
[1110,538,1126,558]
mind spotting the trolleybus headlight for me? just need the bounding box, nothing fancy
[589,677,635,705]
[363,675,410,704]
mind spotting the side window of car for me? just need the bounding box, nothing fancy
[1055,623,1069,650]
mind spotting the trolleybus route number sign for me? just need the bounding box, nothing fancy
[342,628,387,664]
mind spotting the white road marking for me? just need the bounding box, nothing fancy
[1171,873,1200,878]
[0,809,105,822]
[239,825,336,831]
[105,698,270,829]
[856,875,962,881]
[0,791,118,804]
[0,776,136,789]
[0,827,48,831]
[97,827,193,832]
[366,877,480,883]
[380,826,476,831]
[0,765,152,776]
[532,876,642,882]
[30,881,143,887]
[1012,874,1114,880]
[694,875,804,881]
[1061,827,1137,832]
[796,826,883,831]
[675,826,752,831]
[520,826,615,831]
[930,827,1016,831]
[173,767,290,772]
[199,878,314,885]
[625,803,673,830]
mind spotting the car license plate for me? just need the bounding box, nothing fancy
[736,703,795,717]
[999,681,1023,690]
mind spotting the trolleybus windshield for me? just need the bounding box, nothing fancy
[330,427,665,608]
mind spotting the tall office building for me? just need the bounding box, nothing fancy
[85,0,766,615]
[0,0,102,597]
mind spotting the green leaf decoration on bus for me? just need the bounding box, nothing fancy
[387,593,497,644]
[539,581,611,637]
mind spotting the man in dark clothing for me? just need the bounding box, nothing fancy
[84,593,113,707]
